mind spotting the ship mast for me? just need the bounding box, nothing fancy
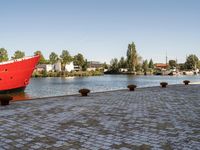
[165,51,168,66]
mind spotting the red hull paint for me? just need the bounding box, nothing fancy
[0,55,40,92]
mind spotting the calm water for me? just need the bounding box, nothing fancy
[12,75,200,100]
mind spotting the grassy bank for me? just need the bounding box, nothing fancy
[32,70,103,77]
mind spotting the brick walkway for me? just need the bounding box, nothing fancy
[0,84,200,150]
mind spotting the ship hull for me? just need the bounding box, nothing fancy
[0,86,26,94]
[0,55,40,93]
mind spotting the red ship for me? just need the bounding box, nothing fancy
[0,55,40,94]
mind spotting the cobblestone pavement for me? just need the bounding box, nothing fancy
[0,84,200,150]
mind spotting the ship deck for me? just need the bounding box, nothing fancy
[0,56,35,65]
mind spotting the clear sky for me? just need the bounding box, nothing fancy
[0,0,200,63]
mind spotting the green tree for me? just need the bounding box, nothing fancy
[0,48,9,62]
[82,59,88,71]
[49,52,59,64]
[102,62,108,69]
[34,51,46,64]
[110,58,119,72]
[12,50,25,59]
[73,53,85,68]
[169,60,176,68]
[148,59,154,69]
[118,57,127,68]
[60,50,73,70]
[126,42,141,72]
[198,61,200,69]
[142,60,149,73]
[179,63,186,71]
[136,64,142,72]
[185,54,199,70]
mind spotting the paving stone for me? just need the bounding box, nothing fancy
[0,84,200,149]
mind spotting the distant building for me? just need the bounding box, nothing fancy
[87,61,103,71]
[87,61,102,68]
[87,67,96,71]
[46,64,54,72]
[36,64,45,72]
[36,60,62,72]
[36,64,54,72]
[54,60,62,72]
[36,60,106,73]
[155,63,168,70]
[74,65,81,71]
[119,68,129,73]
[65,62,74,72]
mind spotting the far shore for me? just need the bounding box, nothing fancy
[31,72,200,78]
[32,70,104,78]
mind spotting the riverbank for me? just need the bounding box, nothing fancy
[1,84,200,149]
[32,70,103,77]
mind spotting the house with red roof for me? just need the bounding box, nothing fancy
[154,63,168,70]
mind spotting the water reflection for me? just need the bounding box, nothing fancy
[11,92,31,101]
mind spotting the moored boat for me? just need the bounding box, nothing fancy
[0,55,40,94]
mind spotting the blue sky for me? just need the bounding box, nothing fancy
[0,0,200,63]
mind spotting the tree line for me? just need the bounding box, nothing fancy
[1,44,200,74]
[0,48,89,71]
[109,42,155,74]
[109,42,200,74]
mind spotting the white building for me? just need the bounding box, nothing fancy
[65,62,74,72]
[54,60,62,72]
[74,65,81,71]
[87,67,96,71]
[36,64,54,72]
[46,64,54,72]
[119,68,128,73]
[86,61,103,71]
[36,61,82,72]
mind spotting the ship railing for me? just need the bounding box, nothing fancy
[0,56,36,65]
